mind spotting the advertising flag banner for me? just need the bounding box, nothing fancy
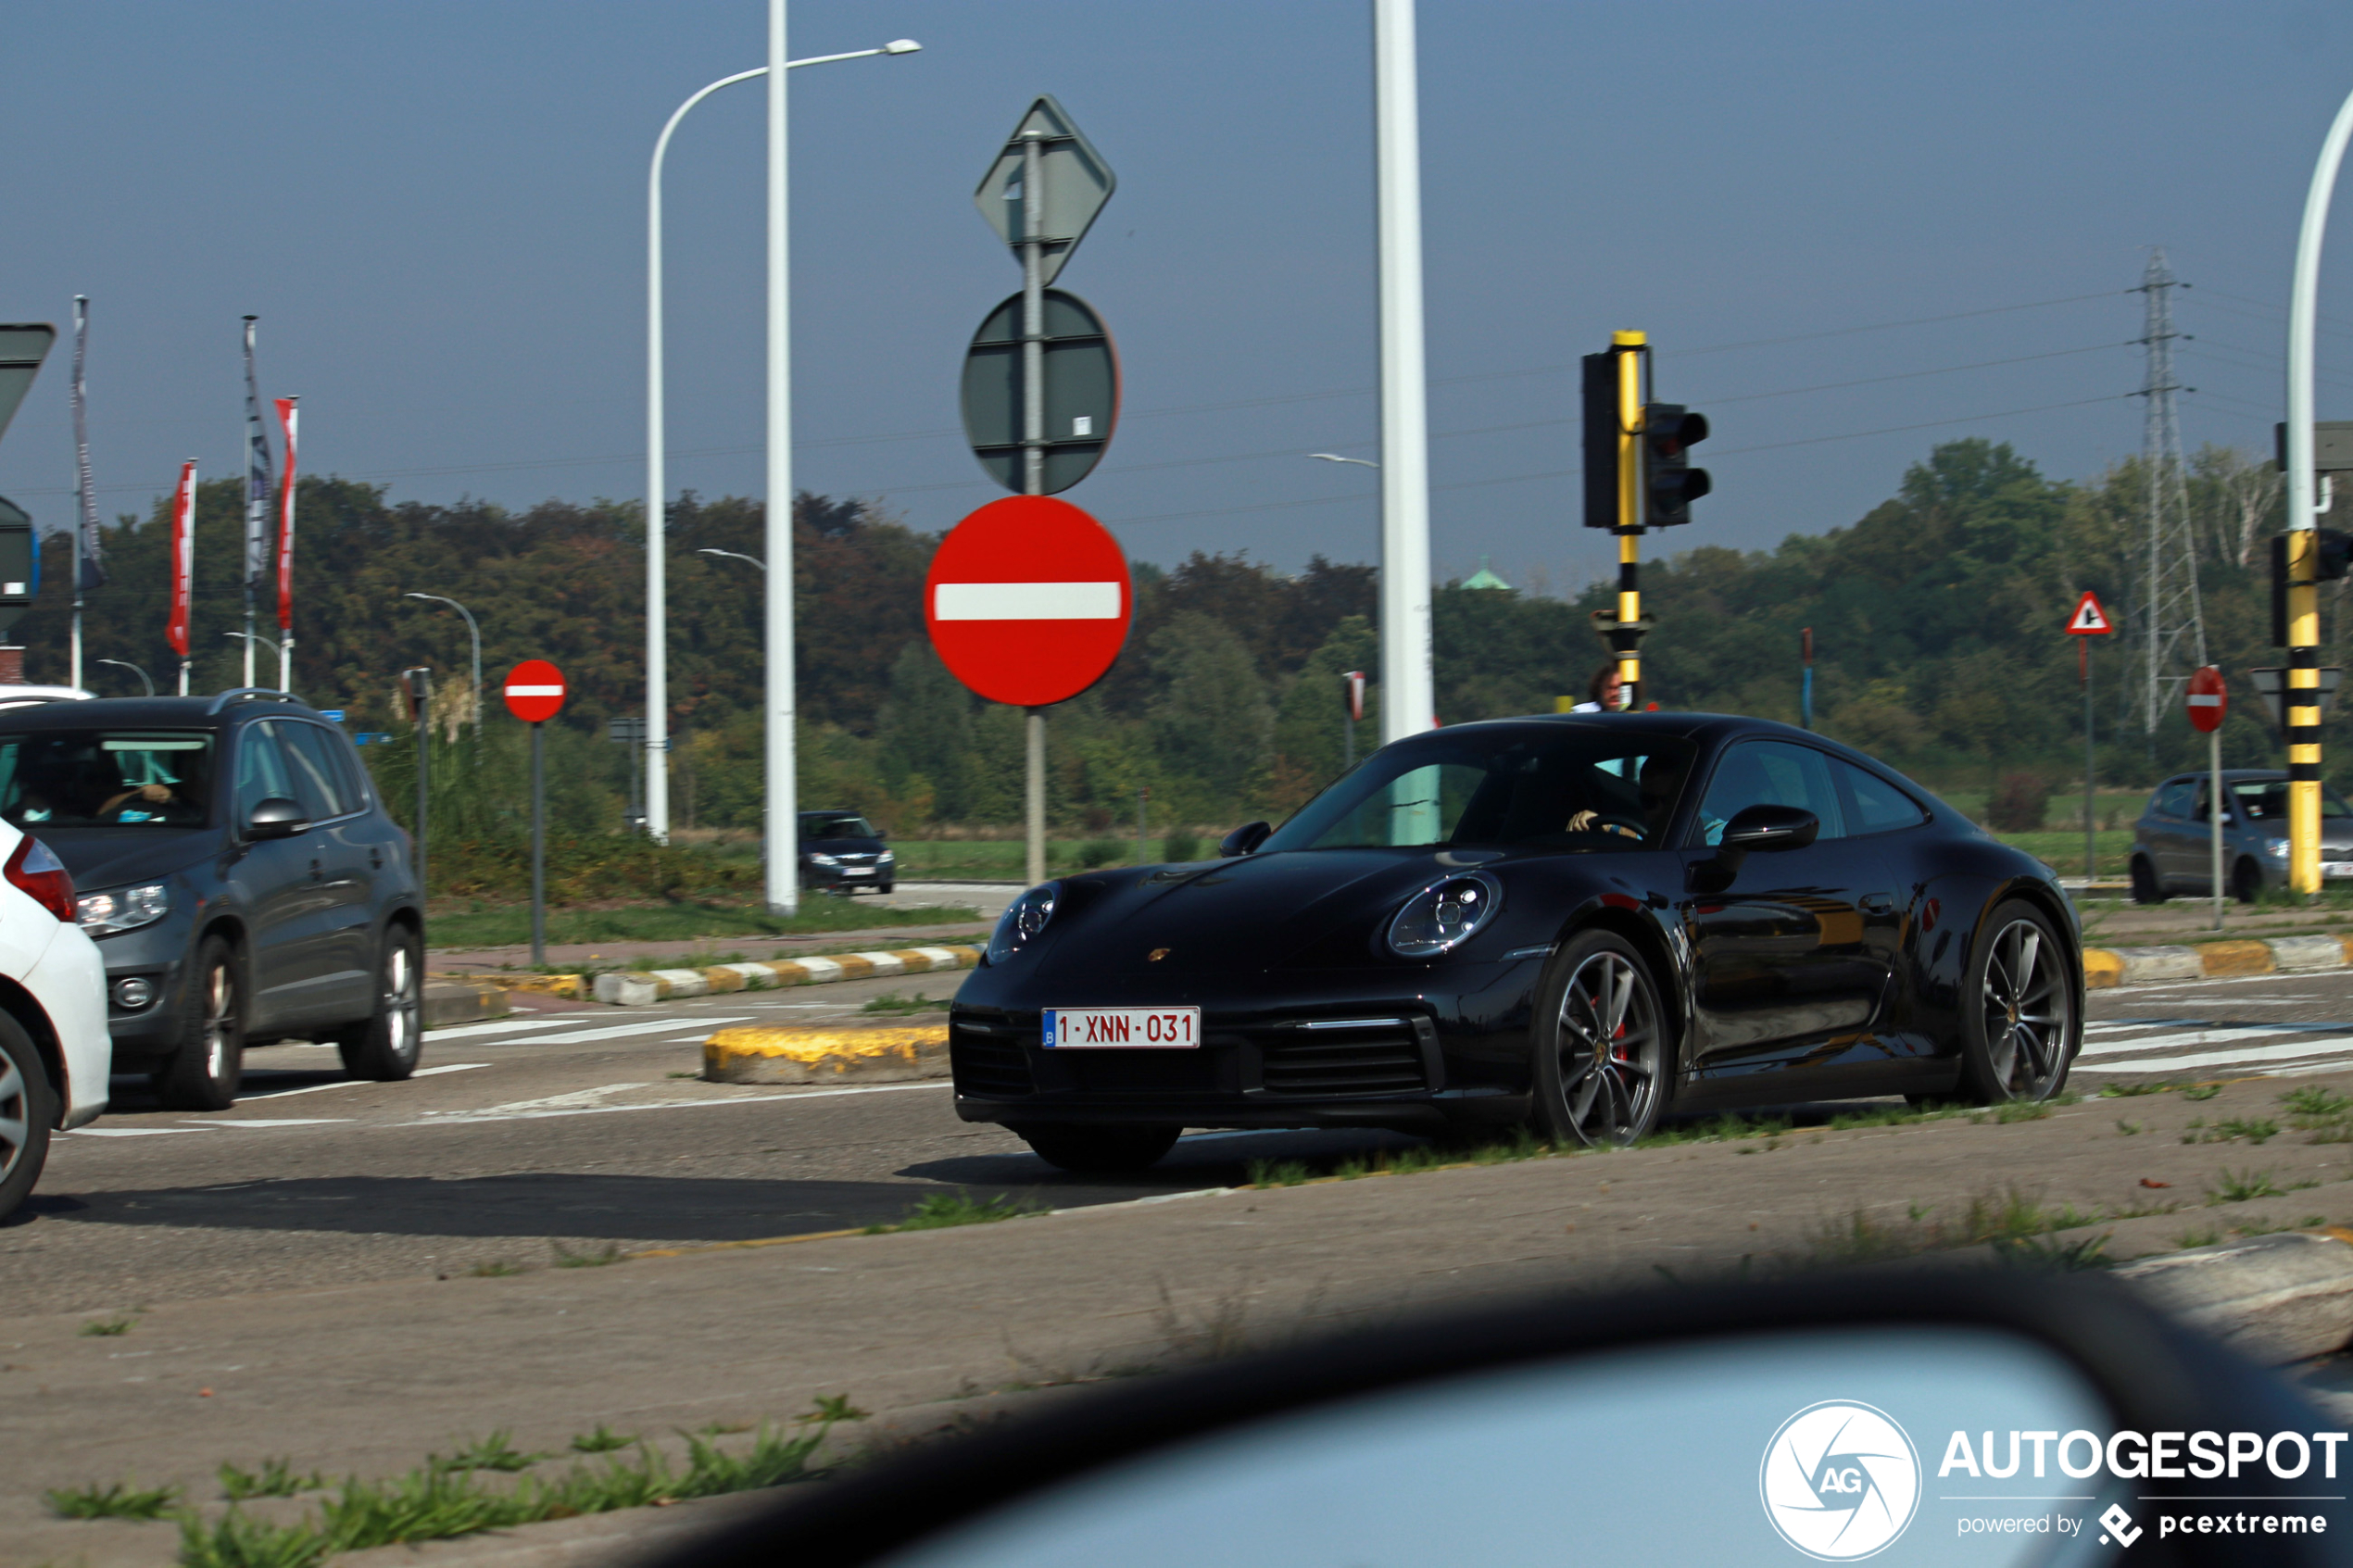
[69,297,104,592]
[168,460,195,658]
[242,318,272,592]
[275,397,298,630]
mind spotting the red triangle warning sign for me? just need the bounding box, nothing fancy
[2065,590,2113,635]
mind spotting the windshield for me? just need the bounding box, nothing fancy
[1263,728,1698,852]
[2229,779,2353,821]
[0,730,214,829]
[801,814,876,839]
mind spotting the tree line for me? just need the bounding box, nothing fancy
[11,435,2320,839]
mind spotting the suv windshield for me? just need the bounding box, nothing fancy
[0,731,214,829]
[801,814,875,839]
[1264,729,1698,852]
[2229,778,2353,821]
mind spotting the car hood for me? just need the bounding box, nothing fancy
[34,827,216,890]
[800,836,884,854]
[1033,848,1499,978]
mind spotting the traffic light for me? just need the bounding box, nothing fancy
[1643,405,1711,526]
[1581,352,1621,530]
[2271,528,2353,646]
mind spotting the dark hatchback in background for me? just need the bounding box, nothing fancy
[799,809,895,894]
[0,689,424,1110]
[2129,768,2353,902]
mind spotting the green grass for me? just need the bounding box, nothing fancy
[432,1432,550,1474]
[77,1315,135,1336]
[2286,1086,2353,1118]
[425,898,983,952]
[860,990,954,1015]
[2183,1084,2222,1101]
[798,1394,869,1424]
[178,1424,835,1568]
[569,1424,636,1455]
[862,1190,1042,1234]
[220,1460,324,1502]
[46,1479,181,1520]
[1991,828,2138,878]
[2194,1117,2280,1145]
[550,1242,624,1269]
[2208,1167,2288,1203]
[465,1260,521,1278]
[2102,1081,2178,1098]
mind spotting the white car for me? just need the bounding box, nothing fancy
[0,820,110,1220]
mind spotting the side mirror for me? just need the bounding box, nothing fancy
[1219,821,1271,858]
[1719,803,1818,854]
[245,797,311,840]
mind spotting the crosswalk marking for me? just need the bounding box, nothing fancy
[2082,1036,2353,1077]
[2076,1011,2353,1079]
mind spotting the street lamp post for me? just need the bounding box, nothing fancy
[403,593,483,740]
[1372,0,1434,750]
[223,630,283,665]
[2284,82,2353,897]
[97,658,154,696]
[645,31,919,866]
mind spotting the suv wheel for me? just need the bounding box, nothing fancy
[0,1012,57,1221]
[334,925,423,1082]
[156,935,244,1111]
[2128,857,2165,905]
[2233,858,2265,905]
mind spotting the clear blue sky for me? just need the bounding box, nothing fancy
[3,0,2351,589]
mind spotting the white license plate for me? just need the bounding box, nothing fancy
[1042,1007,1202,1049]
[841,867,874,876]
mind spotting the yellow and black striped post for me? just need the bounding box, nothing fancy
[1614,330,1645,706]
[2289,527,2323,895]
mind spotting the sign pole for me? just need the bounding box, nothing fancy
[763,0,799,917]
[531,719,547,967]
[1374,0,1435,747]
[2210,719,2225,930]
[1136,784,1148,868]
[1020,122,1049,888]
[405,668,431,903]
[2083,637,2095,882]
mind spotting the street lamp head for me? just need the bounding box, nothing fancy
[882,38,922,54]
[1309,453,1380,469]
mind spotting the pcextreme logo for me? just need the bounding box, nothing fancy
[1760,1401,1923,1560]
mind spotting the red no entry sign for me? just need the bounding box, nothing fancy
[503,659,566,724]
[2187,665,2227,733]
[925,495,1131,707]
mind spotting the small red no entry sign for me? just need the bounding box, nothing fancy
[2186,665,2227,734]
[925,495,1132,707]
[503,659,566,724]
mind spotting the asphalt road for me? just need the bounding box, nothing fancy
[12,954,2353,1323]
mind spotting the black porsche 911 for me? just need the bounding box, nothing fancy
[950,713,2082,1173]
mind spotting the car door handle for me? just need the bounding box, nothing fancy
[309,858,323,882]
[1858,894,1896,913]
[370,847,384,870]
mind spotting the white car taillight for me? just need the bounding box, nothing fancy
[6,835,76,922]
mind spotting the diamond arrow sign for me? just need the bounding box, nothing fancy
[974,95,1115,288]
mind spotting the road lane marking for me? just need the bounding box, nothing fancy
[423,1016,589,1041]
[182,1117,352,1128]
[2108,972,2353,995]
[464,1083,648,1115]
[2079,1024,2353,1059]
[483,1016,749,1047]
[239,1062,490,1100]
[2082,1035,2353,1075]
[403,1078,951,1126]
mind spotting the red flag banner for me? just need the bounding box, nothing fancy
[168,460,195,658]
[275,397,298,631]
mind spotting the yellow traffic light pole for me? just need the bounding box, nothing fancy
[2289,528,2322,895]
[1614,329,1646,706]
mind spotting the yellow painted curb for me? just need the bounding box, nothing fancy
[496,973,586,1000]
[2198,940,2274,977]
[2083,949,2124,989]
[703,1022,950,1085]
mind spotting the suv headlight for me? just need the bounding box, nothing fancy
[988,882,1061,965]
[805,853,839,867]
[79,883,169,935]
[1387,872,1503,959]
[2268,837,2292,860]
[879,850,895,864]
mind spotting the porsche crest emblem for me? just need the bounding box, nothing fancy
[1147,947,1170,962]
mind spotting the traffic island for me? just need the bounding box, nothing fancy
[422,978,510,1028]
[595,945,979,1006]
[2082,933,2353,988]
[702,1021,950,1085]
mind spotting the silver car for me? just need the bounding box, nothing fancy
[2129,768,2353,902]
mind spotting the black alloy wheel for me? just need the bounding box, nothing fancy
[156,935,244,1111]
[1014,1123,1180,1173]
[1534,930,1667,1148]
[2233,859,2264,906]
[1957,900,2075,1104]
[0,1013,56,1221]
[2128,857,2164,905]
[334,924,423,1081]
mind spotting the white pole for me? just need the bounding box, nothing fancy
[764,0,799,916]
[2286,82,2353,897]
[1373,0,1434,746]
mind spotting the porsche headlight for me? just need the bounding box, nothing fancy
[988,881,1062,965]
[1386,872,1503,959]
[79,883,170,935]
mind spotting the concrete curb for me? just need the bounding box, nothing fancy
[703,1022,950,1085]
[422,979,509,1028]
[2083,934,2353,989]
[593,946,979,1007]
[2113,1227,2353,1364]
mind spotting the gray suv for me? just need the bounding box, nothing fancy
[2129,768,2353,903]
[0,689,422,1109]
